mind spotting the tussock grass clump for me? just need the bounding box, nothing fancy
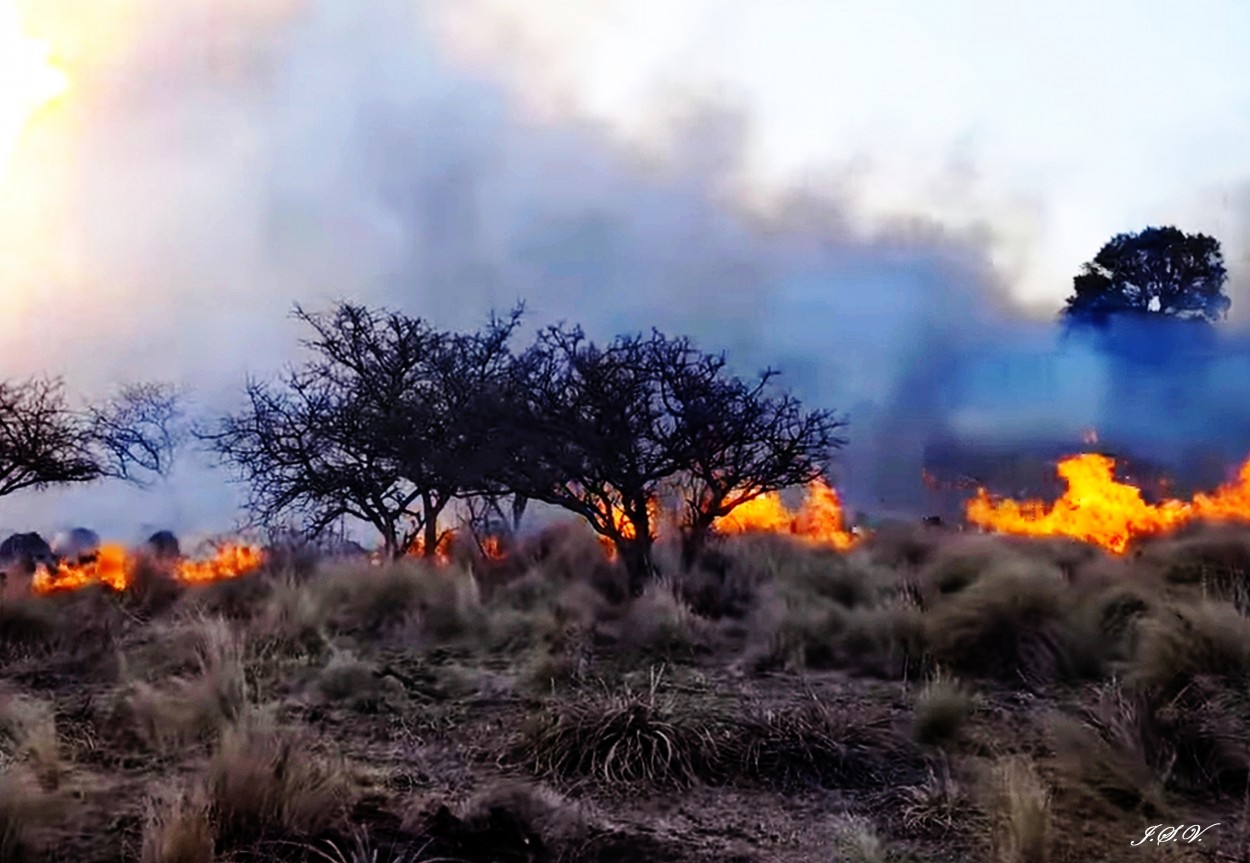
[1047,700,1165,815]
[745,585,847,671]
[987,758,1052,863]
[140,785,215,863]
[732,698,919,791]
[864,522,943,570]
[1116,603,1250,791]
[205,710,351,849]
[1131,601,1250,695]
[0,598,58,656]
[1140,526,1250,595]
[616,577,713,659]
[124,616,249,752]
[316,651,402,712]
[828,814,887,863]
[250,575,328,656]
[917,535,1033,603]
[515,669,729,788]
[899,764,983,838]
[1064,583,1152,676]
[925,563,1075,685]
[183,571,275,623]
[0,693,61,790]
[0,766,57,863]
[913,672,974,747]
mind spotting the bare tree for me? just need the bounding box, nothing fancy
[499,325,694,595]
[202,302,526,559]
[200,373,427,559]
[0,377,180,498]
[659,354,846,568]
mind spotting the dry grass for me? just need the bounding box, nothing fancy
[828,813,887,863]
[1131,600,1250,695]
[988,757,1052,863]
[732,696,920,791]
[204,709,352,849]
[925,561,1075,685]
[515,667,729,788]
[0,765,62,863]
[0,692,61,790]
[913,672,974,747]
[6,526,1250,860]
[139,785,215,863]
[123,615,250,752]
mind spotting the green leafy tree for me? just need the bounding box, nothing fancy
[1062,226,1229,326]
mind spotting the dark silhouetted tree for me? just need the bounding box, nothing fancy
[497,325,688,595]
[497,324,845,593]
[660,351,846,569]
[1061,226,1229,326]
[0,377,180,497]
[201,302,524,559]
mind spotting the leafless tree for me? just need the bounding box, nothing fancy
[498,325,846,590]
[498,325,696,595]
[201,302,525,559]
[0,377,180,498]
[658,353,846,568]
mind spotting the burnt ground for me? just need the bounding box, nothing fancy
[1,524,1250,862]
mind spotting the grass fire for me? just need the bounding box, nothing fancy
[967,450,1250,554]
[1,4,1248,857]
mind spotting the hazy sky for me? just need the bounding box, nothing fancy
[0,0,1247,539]
[435,0,1250,309]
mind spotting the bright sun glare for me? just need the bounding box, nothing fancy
[0,1,68,179]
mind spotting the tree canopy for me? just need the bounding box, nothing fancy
[1061,226,1230,326]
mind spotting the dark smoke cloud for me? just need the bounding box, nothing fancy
[0,0,1245,542]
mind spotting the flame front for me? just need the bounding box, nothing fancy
[966,452,1250,554]
[31,543,265,595]
[712,479,858,551]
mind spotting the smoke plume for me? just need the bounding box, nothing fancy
[0,0,1246,541]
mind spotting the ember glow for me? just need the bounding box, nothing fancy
[712,479,858,551]
[31,542,265,594]
[0,1,68,178]
[966,452,1250,554]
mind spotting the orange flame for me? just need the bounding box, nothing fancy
[597,499,662,559]
[30,542,265,595]
[965,452,1250,554]
[174,544,266,584]
[712,479,858,551]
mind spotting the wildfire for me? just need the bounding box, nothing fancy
[712,478,858,551]
[31,542,265,595]
[966,452,1250,554]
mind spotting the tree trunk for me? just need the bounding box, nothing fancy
[680,513,716,571]
[511,494,528,532]
[618,537,657,598]
[422,492,440,559]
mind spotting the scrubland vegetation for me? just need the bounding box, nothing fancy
[2,522,1250,861]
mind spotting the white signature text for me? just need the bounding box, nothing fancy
[1131,824,1220,846]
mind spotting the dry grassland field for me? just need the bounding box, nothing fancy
[2,521,1250,862]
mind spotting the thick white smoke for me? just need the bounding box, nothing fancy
[0,0,1245,541]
